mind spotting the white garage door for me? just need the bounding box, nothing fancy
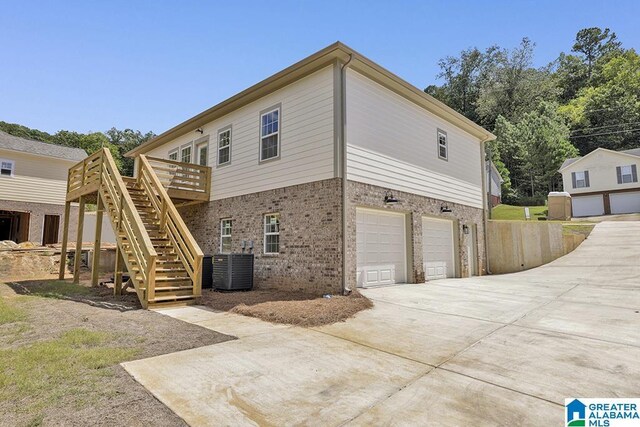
[610,192,640,214]
[422,217,455,280]
[356,208,406,287]
[572,195,604,217]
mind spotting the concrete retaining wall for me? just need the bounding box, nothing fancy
[487,221,585,274]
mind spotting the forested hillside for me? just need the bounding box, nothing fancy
[0,121,154,177]
[425,27,640,204]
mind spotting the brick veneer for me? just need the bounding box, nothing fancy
[178,178,343,294]
[345,181,486,291]
[0,199,78,244]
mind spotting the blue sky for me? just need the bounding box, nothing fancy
[1,0,638,135]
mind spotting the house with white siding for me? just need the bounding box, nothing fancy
[0,131,86,244]
[560,147,640,217]
[126,42,495,294]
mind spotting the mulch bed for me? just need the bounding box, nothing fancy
[199,288,373,327]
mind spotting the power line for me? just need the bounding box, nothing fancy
[569,128,640,139]
[570,121,640,134]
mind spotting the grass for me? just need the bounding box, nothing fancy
[0,297,26,325]
[21,280,92,299]
[0,328,138,414]
[563,223,595,237]
[491,204,548,221]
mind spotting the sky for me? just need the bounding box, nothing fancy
[1,0,638,135]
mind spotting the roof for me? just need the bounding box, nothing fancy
[127,41,496,157]
[489,161,504,183]
[560,146,640,171]
[0,130,87,161]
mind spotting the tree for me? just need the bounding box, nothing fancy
[105,128,156,176]
[572,27,622,79]
[560,49,640,154]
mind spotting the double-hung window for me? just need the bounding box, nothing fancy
[168,149,178,161]
[0,159,15,176]
[617,165,638,184]
[218,127,231,166]
[196,141,208,166]
[220,219,232,253]
[264,213,280,254]
[437,129,448,161]
[181,144,192,163]
[573,171,589,188]
[260,106,280,161]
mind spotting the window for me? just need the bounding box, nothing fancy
[168,149,178,161]
[260,106,280,161]
[220,219,232,253]
[574,171,588,188]
[181,144,192,163]
[0,159,14,176]
[437,129,448,160]
[263,213,280,254]
[197,142,208,166]
[618,165,637,184]
[218,127,231,166]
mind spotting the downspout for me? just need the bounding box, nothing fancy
[340,54,354,294]
[480,137,493,275]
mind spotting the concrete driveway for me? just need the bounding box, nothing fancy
[123,221,640,426]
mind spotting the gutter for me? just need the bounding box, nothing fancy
[340,53,354,294]
[480,136,495,275]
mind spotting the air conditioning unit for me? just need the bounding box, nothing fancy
[212,253,254,291]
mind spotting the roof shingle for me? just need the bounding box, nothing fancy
[0,130,87,161]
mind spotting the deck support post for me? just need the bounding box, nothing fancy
[73,196,86,284]
[114,245,123,296]
[91,195,104,287]
[58,201,72,279]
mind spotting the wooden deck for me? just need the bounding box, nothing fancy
[60,148,211,308]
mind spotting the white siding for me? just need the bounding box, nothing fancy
[146,66,335,200]
[345,69,484,208]
[0,149,74,205]
[562,149,640,195]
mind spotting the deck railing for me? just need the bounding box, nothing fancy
[145,156,211,202]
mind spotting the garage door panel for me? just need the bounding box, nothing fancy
[356,209,406,287]
[610,192,640,214]
[422,217,455,280]
[572,195,604,217]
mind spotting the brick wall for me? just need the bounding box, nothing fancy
[178,178,343,294]
[0,199,78,244]
[345,181,486,290]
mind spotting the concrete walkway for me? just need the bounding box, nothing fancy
[122,221,640,426]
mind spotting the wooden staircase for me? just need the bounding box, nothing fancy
[59,148,211,309]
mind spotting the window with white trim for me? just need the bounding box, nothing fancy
[260,107,280,161]
[437,129,448,160]
[575,171,587,188]
[181,144,192,163]
[0,159,15,176]
[197,142,208,166]
[168,149,178,161]
[220,219,232,253]
[218,128,231,165]
[263,213,280,254]
[620,165,634,183]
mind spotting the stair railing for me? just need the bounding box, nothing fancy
[99,148,157,305]
[137,154,203,297]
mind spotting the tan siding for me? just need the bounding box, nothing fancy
[345,69,484,208]
[146,66,335,200]
[562,150,640,194]
[0,149,75,205]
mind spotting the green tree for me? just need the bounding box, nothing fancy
[572,27,622,79]
[105,128,156,176]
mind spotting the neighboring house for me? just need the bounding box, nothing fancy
[488,161,503,207]
[560,147,640,217]
[126,42,495,294]
[0,131,86,244]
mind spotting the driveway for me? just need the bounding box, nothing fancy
[122,221,640,426]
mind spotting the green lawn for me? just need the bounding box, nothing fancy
[491,204,548,220]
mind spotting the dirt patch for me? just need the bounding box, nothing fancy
[200,289,373,327]
[0,281,234,427]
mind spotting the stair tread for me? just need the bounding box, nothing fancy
[149,295,197,302]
